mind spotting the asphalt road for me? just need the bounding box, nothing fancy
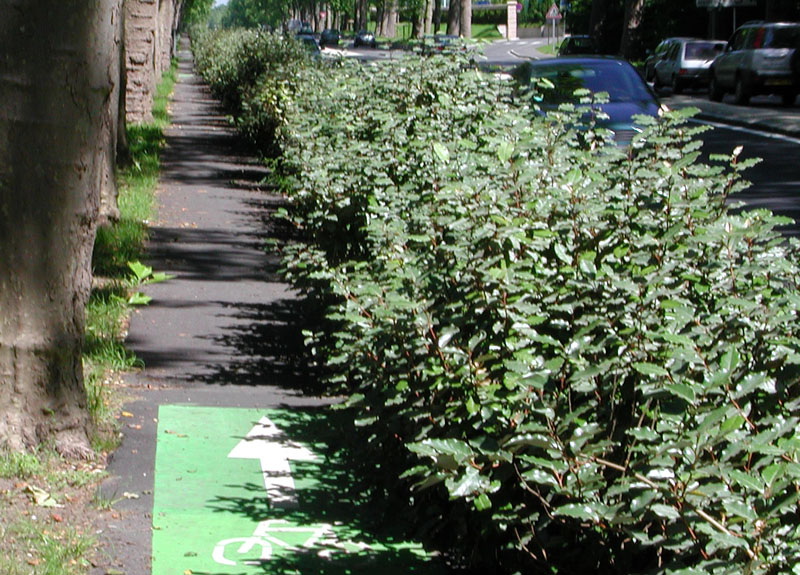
[660,91,800,236]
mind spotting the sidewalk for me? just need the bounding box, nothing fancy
[93,39,334,575]
[94,36,447,575]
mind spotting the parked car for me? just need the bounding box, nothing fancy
[354,29,377,48]
[513,56,660,146]
[709,21,800,105]
[296,33,321,57]
[651,38,725,93]
[644,37,686,82]
[557,35,598,56]
[319,28,340,47]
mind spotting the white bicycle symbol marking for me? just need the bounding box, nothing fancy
[212,520,334,566]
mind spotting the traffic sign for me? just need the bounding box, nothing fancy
[151,405,445,574]
[546,2,562,20]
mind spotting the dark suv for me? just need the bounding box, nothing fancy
[709,21,800,105]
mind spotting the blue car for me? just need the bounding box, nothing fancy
[514,56,661,146]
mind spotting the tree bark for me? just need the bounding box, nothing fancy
[412,0,426,38]
[460,0,471,38]
[379,0,397,38]
[100,0,126,225]
[425,0,434,35]
[619,0,646,58]
[0,0,117,456]
[589,0,610,48]
[354,0,367,31]
[117,2,132,169]
[447,0,461,36]
[433,0,442,34]
[124,0,159,123]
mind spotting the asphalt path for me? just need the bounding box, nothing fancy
[93,40,336,575]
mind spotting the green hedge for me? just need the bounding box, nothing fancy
[193,30,800,575]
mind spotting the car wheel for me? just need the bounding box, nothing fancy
[671,75,683,94]
[733,75,750,105]
[709,73,724,101]
[782,91,797,106]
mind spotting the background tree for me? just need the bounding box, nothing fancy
[0,0,118,456]
[619,0,646,58]
[446,0,461,34]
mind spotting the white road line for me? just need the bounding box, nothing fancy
[691,118,800,145]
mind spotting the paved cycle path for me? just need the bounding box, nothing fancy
[94,39,443,575]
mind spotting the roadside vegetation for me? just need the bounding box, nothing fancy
[194,29,800,575]
[0,65,175,575]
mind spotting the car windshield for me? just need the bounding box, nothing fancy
[528,61,653,105]
[684,41,723,60]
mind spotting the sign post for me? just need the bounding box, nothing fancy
[545,3,562,44]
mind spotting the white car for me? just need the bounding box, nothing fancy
[652,38,725,94]
[709,21,800,105]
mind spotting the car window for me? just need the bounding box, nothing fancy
[762,26,800,49]
[730,28,749,51]
[684,41,723,60]
[667,43,679,60]
[530,62,652,104]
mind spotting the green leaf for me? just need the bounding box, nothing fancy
[496,140,514,163]
[445,465,485,498]
[665,383,695,403]
[651,504,680,520]
[720,346,740,372]
[633,362,669,377]
[128,292,152,306]
[474,492,492,511]
[554,503,599,522]
[728,469,763,493]
[433,142,450,164]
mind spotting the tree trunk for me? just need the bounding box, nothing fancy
[460,0,471,38]
[100,0,126,225]
[412,0,425,38]
[425,0,434,35]
[589,0,610,49]
[0,0,117,456]
[355,0,367,31]
[433,0,442,33]
[117,2,132,169]
[447,0,461,36]
[380,0,397,38]
[125,0,159,123]
[619,0,646,58]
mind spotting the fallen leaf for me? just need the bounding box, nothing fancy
[121,411,134,418]
[25,485,63,508]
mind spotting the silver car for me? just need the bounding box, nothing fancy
[709,21,800,105]
[652,38,725,94]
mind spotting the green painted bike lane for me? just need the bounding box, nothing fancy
[152,405,444,574]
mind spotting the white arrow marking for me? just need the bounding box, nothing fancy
[228,416,316,508]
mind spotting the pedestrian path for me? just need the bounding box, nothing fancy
[93,37,445,575]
